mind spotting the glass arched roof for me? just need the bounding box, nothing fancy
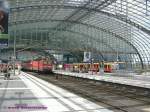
[6,0,150,70]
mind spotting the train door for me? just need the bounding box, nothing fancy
[79,64,84,72]
[104,64,112,73]
[94,63,99,72]
[39,60,44,72]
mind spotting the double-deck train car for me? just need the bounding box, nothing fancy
[22,58,53,73]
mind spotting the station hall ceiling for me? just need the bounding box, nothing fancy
[5,0,150,69]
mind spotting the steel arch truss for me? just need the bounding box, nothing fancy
[7,0,150,70]
[9,21,144,69]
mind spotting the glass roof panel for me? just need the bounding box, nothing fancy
[6,0,150,68]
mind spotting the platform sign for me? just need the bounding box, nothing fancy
[83,52,91,62]
[0,1,9,47]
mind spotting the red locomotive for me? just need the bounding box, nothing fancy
[22,58,53,73]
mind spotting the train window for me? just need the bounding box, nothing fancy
[43,61,48,64]
[104,65,107,68]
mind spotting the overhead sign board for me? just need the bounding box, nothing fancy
[0,1,9,47]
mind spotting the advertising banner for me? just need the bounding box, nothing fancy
[0,1,9,47]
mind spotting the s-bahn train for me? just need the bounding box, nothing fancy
[62,62,124,73]
[22,58,53,73]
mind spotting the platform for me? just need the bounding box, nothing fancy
[0,72,114,112]
[54,70,150,89]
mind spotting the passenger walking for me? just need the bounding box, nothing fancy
[4,64,10,80]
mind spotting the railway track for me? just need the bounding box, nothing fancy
[28,72,150,112]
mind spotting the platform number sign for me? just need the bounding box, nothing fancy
[0,1,9,47]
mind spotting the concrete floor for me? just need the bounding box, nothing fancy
[54,70,150,89]
[0,72,114,112]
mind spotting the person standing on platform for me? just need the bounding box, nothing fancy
[99,61,104,75]
[18,64,21,75]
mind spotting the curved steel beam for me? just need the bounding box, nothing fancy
[54,29,138,63]
[9,22,144,68]
[10,4,150,35]
[63,30,116,60]
[62,29,125,61]
[9,19,143,67]
[8,19,139,53]
[12,27,140,64]
[62,27,144,69]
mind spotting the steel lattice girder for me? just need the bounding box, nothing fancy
[7,0,150,69]
[9,3,150,36]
